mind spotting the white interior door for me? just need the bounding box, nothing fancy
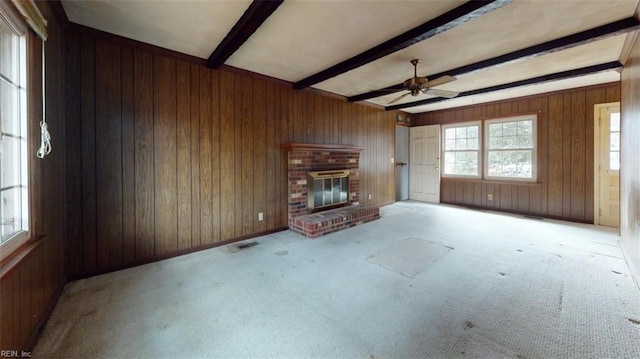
[410,125,440,203]
[595,103,620,227]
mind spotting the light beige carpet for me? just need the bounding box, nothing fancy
[367,237,452,278]
[34,201,640,358]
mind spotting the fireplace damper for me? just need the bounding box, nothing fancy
[307,169,350,212]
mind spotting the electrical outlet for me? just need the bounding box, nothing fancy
[390,157,394,163]
[487,194,493,201]
[368,194,372,200]
[258,212,264,221]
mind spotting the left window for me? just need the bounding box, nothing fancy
[1,8,29,249]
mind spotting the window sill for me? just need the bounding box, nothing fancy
[0,235,43,279]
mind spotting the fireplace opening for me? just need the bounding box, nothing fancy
[308,169,350,212]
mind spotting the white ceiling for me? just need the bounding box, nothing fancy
[61,0,638,114]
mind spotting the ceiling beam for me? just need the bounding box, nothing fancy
[292,0,513,90]
[207,0,284,69]
[385,61,622,111]
[352,17,640,103]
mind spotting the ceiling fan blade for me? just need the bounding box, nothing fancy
[423,75,457,88]
[425,88,459,99]
[387,92,411,104]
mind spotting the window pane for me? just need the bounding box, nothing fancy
[1,77,20,135]
[489,123,502,137]
[445,139,455,150]
[444,151,478,176]
[445,128,455,140]
[1,20,18,81]
[1,135,21,188]
[487,150,533,178]
[1,188,22,242]
[610,113,620,132]
[610,132,620,151]
[488,120,533,150]
[610,151,620,171]
[467,126,478,138]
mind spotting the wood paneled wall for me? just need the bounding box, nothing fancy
[620,36,640,284]
[412,83,620,223]
[64,31,396,278]
[0,1,66,353]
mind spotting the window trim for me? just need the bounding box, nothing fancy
[0,3,35,265]
[483,114,538,182]
[441,121,482,179]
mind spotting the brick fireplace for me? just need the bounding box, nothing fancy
[283,143,380,238]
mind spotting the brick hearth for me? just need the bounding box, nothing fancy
[283,143,380,238]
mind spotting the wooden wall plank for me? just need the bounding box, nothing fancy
[562,93,573,218]
[474,183,482,207]
[463,182,473,205]
[547,95,563,217]
[199,67,213,245]
[0,275,15,350]
[95,40,123,268]
[606,84,620,103]
[500,184,512,210]
[80,36,97,271]
[242,75,254,235]
[253,78,267,232]
[121,47,136,263]
[64,31,83,275]
[211,71,221,243]
[190,64,201,247]
[279,85,291,226]
[570,91,586,220]
[153,55,178,255]
[176,61,192,250]
[220,71,235,240]
[265,81,277,230]
[234,74,244,237]
[134,50,155,259]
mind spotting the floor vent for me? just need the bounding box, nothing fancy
[523,215,544,220]
[224,241,260,254]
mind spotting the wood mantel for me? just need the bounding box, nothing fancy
[282,143,365,152]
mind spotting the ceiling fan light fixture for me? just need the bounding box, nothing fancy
[387,59,458,105]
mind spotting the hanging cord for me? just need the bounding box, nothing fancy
[36,37,50,158]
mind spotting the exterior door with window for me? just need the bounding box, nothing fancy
[409,125,440,203]
[596,103,620,227]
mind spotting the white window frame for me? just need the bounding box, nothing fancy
[0,1,31,263]
[484,114,537,182]
[442,121,481,179]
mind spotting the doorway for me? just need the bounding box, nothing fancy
[395,125,409,201]
[409,125,440,203]
[594,102,620,227]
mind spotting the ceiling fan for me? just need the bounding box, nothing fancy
[388,59,459,104]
